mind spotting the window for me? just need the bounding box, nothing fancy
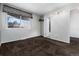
[7,15,31,29]
[7,16,21,28]
[3,5,32,29]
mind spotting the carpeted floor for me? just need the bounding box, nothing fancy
[0,36,79,56]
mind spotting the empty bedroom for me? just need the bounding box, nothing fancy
[0,3,79,56]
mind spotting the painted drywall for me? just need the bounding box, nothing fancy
[1,12,40,43]
[44,9,70,43]
[69,9,79,38]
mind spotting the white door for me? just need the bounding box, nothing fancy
[44,17,50,37]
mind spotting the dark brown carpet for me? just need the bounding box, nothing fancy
[0,36,79,56]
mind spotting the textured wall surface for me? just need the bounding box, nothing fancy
[69,9,79,38]
[1,13,40,43]
[44,9,70,43]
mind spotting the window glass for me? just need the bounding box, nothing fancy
[7,16,21,28]
[7,15,31,29]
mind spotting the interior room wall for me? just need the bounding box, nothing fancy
[1,12,40,43]
[69,9,79,38]
[44,8,70,43]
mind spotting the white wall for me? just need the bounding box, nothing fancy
[69,9,79,38]
[1,12,40,43]
[44,9,70,43]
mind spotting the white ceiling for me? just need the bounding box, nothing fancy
[7,3,73,15]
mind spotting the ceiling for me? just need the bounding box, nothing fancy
[7,3,74,15]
